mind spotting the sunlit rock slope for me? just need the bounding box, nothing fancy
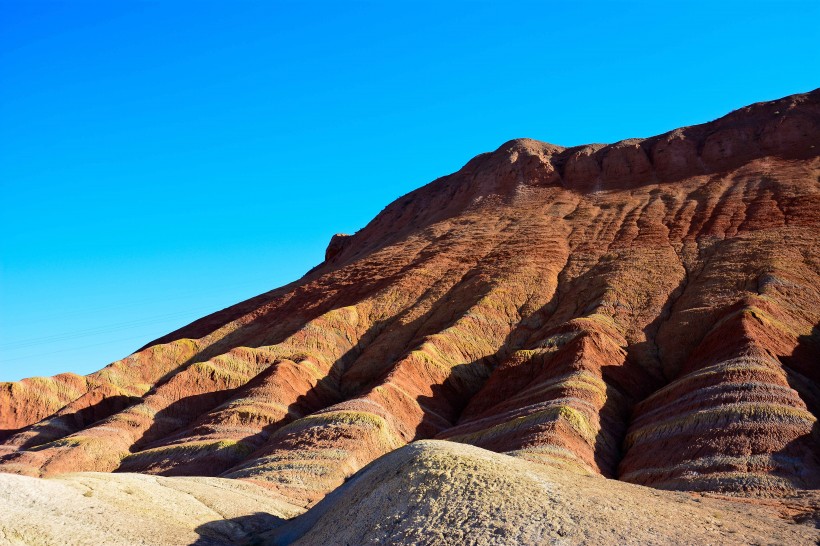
[0,471,302,545]
[0,90,818,543]
[264,440,819,545]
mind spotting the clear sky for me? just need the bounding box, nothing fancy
[1,1,818,382]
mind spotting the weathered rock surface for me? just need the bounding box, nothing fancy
[0,471,302,545]
[265,440,819,546]
[1,90,819,542]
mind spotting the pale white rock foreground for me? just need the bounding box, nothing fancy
[0,472,302,545]
[0,441,817,545]
[266,441,819,546]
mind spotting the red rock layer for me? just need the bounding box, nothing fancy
[0,90,818,505]
[0,341,200,445]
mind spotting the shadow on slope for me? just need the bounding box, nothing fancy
[192,512,287,546]
[121,325,368,476]
[11,394,142,450]
[258,440,819,546]
[777,322,820,491]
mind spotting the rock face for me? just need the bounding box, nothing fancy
[0,90,819,541]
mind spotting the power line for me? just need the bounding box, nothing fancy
[3,275,276,327]
[0,332,167,364]
[0,308,216,350]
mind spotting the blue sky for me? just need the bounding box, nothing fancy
[1,1,818,382]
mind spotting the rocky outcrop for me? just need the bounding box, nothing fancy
[263,441,819,545]
[1,90,818,519]
[324,233,351,262]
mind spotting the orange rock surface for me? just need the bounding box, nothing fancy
[1,90,818,511]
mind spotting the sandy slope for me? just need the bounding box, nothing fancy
[0,472,302,545]
[267,440,819,546]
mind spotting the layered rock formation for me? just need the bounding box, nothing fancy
[1,90,819,543]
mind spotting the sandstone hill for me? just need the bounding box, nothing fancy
[1,89,819,545]
[264,440,819,545]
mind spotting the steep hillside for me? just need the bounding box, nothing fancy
[1,90,818,543]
